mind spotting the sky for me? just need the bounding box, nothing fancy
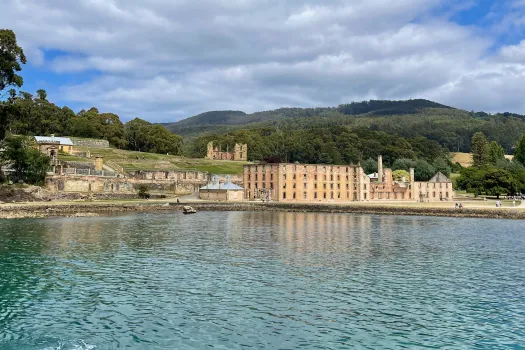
[2,0,525,123]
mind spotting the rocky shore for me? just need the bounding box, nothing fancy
[1,201,524,220]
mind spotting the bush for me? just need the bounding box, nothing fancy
[137,185,150,199]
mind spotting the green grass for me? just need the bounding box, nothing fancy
[75,146,249,174]
[58,154,90,162]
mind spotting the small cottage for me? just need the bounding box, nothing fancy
[199,176,244,202]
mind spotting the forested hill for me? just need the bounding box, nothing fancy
[166,99,525,157]
[162,99,453,137]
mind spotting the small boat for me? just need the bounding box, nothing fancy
[182,206,197,214]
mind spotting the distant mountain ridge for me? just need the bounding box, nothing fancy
[162,99,454,137]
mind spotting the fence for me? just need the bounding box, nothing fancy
[62,168,118,177]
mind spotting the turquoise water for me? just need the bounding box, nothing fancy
[0,212,524,349]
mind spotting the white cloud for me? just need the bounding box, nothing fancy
[1,0,525,122]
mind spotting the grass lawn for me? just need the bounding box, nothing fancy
[74,146,249,174]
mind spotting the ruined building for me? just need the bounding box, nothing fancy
[243,163,371,202]
[206,142,247,161]
[243,156,455,202]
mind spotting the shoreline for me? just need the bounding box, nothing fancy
[1,200,524,220]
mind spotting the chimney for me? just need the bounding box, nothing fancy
[378,155,383,183]
[409,167,415,182]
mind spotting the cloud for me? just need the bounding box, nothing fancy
[2,0,525,122]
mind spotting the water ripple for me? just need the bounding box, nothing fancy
[0,212,524,349]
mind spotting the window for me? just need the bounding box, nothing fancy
[263,183,266,189]
[293,174,296,180]
[314,193,318,199]
[323,175,327,181]
[337,184,340,189]
[323,184,327,190]
[248,175,251,181]
[337,175,340,181]
[346,167,349,173]
[364,193,367,200]
[283,175,287,180]
[283,183,286,189]
[314,183,318,189]
[303,192,307,199]
[255,174,258,181]
[283,192,286,199]
[323,193,327,199]
[293,183,296,189]
[303,174,307,181]
[364,184,367,190]
[304,183,307,189]
[330,175,334,181]
[331,192,334,199]
[255,183,258,189]
[293,192,296,199]
[270,183,274,189]
[338,192,341,199]
[353,192,357,201]
[271,174,273,181]
[330,184,334,190]
[314,175,318,181]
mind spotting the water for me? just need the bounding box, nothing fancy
[0,212,524,349]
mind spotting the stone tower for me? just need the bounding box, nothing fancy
[234,143,241,161]
[207,142,214,159]
[241,144,248,161]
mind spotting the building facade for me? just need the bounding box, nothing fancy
[199,176,244,201]
[243,163,370,202]
[244,156,455,203]
[206,142,247,161]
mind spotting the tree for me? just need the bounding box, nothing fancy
[392,158,416,172]
[0,136,50,184]
[488,141,505,164]
[392,169,410,181]
[361,158,377,174]
[414,159,436,181]
[432,157,451,177]
[483,167,515,199]
[0,29,26,92]
[515,134,525,166]
[471,132,489,167]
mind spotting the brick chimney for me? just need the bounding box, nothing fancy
[378,155,383,183]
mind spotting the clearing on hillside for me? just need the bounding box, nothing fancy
[452,152,514,167]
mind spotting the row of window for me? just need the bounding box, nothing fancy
[283,191,361,200]
[247,166,359,173]
[418,183,450,188]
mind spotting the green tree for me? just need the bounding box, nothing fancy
[0,136,50,184]
[432,157,451,177]
[471,132,489,167]
[414,159,436,181]
[515,134,525,166]
[361,158,377,174]
[483,167,515,199]
[0,29,26,91]
[392,158,416,171]
[488,141,505,164]
[0,29,26,141]
[392,169,410,181]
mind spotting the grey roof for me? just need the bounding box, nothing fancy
[34,136,74,146]
[200,182,244,190]
[428,172,452,183]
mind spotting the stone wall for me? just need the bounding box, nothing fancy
[45,175,208,196]
[71,139,110,148]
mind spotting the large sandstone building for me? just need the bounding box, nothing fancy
[243,156,455,202]
[206,142,247,161]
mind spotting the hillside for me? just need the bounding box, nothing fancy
[165,99,525,158]
[163,99,454,137]
[60,146,249,174]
